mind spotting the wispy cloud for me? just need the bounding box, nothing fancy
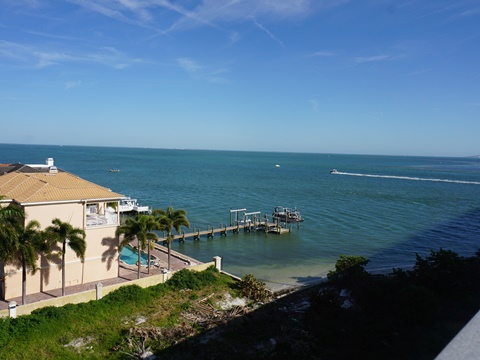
[177,57,201,74]
[354,54,391,63]
[457,7,480,18]
[66,0,344,34]
[65,80,82,90]
[308,51,336,57]
[252,19,284,48]
[0,40,143,69]
[26,30,79,41]
[177,57,228,83]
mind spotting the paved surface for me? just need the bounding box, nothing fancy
[0,245,201,310]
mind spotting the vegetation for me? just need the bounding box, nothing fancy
[0,266,236,359]
[0,198,25,264]
[238,274,272,303]
[45,218,87,296]
[14,220,46,305]
[1,249,479,359]
[116,215,160,277]
[152,207,190,271]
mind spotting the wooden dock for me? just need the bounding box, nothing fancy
[157,221,291,244]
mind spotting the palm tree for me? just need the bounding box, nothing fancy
[15,220,45,305]
[0,196,25,263]
[116,215,159,279]
[45,218,86,296]
[152,207,190,271]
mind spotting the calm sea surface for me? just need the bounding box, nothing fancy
[2,144,480,291]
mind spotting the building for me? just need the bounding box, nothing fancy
[0,158,124,301]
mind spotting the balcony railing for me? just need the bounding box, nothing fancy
[86,212,118,227]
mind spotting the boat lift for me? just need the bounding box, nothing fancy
[229,208,262,227]
[229,208,246,226]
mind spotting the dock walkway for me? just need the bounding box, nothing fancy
[157,221,291,244]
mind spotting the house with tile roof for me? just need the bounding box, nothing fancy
[0,158,124,301]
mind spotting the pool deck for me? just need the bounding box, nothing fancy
[0,244,202,311]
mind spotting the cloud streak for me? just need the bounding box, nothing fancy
[0,40,142,69]
[354,54,392,63]
[65,0,343,34]
[252,19,284,48]
[177,57,228,83]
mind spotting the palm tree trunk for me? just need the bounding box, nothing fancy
[167,237,171,271]
[62,241,66,296]
[22,260,27,305]
[147,241,151,275]
[137,244,141,279]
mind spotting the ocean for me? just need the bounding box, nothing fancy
[2,144,480,291]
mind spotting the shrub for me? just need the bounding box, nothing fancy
[168,269,202,290]
[30,305,67,320]
[238,274,272,303]
[103,284,149,306]
[327,255,370,288]
[168,266,219,290]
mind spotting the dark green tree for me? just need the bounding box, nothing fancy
[45,218,87,296]
[15,220,45,305]
[327,254,370,287]
[116,215,159,278]
[152,207,190,271]
[0,196,25,263]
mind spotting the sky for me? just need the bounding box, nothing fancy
[0,1,479,157]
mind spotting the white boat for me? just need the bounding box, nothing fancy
[272,206,304,223]
[330,169,338,174]
[119,197,151,214]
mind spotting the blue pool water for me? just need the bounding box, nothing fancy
[120,246,150,266]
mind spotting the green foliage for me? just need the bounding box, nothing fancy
[167,266,219,290]
[102,284,151,306]
[413,248,476,296]
[238,274,272,303]
[0,265,235,360]
[31,305,68,320]
[306,248,480,359]
[327,254,370,287]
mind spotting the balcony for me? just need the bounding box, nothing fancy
[86,206,118,227]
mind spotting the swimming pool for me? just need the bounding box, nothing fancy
[120,245,154,266]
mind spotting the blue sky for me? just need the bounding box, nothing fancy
[0,1,479,156]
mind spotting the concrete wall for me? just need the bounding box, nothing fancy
[0,261,215,318]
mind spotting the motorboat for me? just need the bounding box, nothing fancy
[109,169,120,173]
[119,197,151,214]
[272,206,304,223]
[330,169,338,174]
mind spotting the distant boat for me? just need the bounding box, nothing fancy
[109,169,120,173]
[275,164,280,168]
[330,169,338,174]
[272,206,304,223]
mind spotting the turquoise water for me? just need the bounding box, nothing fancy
[2,144,480,290]
[119,245,150,266]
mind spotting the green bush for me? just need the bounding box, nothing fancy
[102,284,150,306]
[238,274,272,303]
[168,266,219,290]
[327,254,370,288]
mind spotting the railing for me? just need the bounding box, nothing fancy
[86,213,118,227]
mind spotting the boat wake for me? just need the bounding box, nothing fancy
[332,171,480,185]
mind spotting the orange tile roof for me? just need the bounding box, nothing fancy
[0,171,124,204]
